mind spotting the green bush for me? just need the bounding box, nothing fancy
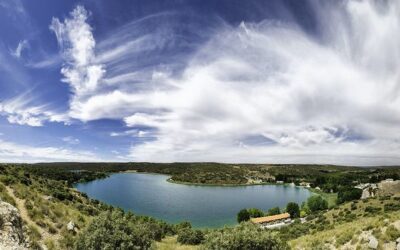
[177,228,204,245]
[203,223,288,250]
[307,196,328,212]
[385,225,400,241]
[286,202,300,218]
[237,209,250,223]
[364,206,381,214]
[75,210,165,250]
[335,229,353,246]
[337,188,362,204]
[267,207,281,216]
[384,203,400,212]
[248,208,264,218]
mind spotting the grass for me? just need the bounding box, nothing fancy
[0,167,97,249]
[154,236,199,250]
[0,182,16,206]
[289,196,400,249]
[308,188,338,208]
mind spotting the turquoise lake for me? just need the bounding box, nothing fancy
[75,173,312,228]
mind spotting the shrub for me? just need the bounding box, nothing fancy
[174,221,192,233]
[0,183,16,206]
[267,207,281,216]
[237,209,250,223]
[48,224,57,234]
[385,225,400,241]
[44,239,56,250]
[286,202,300,218]
[364,206,381,213]
[28,225,41,242]
[336,229,353,246]
[0,175,16,185]
[75,210,162,250]
[337,188,362,204]
[307,196,328,212]
[278,222,311,240]
[51,189,73,201]
[203,223,288,250]
[177,228,204,245]
[384,203,400,212]
[248,208,264,218]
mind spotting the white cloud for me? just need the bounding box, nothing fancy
[0,94,68,127]
[26,54,60,69]
[50,5,106,119]
[52,1,400,165]
[62,136,80,145]
[11,40,28,58]
[110,129,154,138]
[0,139,100,162]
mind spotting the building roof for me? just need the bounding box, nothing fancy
[250,213,290,224]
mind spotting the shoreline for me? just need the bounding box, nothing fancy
[97,170,320,190]
[166,177,297,187]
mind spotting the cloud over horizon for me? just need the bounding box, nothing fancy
[0,0,399,165]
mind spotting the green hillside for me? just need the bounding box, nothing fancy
[0,163,399,249]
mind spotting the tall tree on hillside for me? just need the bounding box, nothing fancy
[286,202,300,218]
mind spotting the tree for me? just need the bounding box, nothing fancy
[286,202,300,218]
[237,209,250,223]
[203,223,288,250]
[267,207,280,216]
[337,187,362,204]
[307,196,328,212]
[247,208,264,218]
[75,211,154,249]
[74,210,174,249]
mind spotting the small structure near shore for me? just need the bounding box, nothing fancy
[299,182,311,188]
[250,213,291,229]
[355,183,378,199]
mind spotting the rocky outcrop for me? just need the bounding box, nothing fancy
[0,200,28,250]
[368,235,378,249]
[67,221,75,231]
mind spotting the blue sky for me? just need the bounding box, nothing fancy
[0,0,399,165]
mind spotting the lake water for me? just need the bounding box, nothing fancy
[75,173,312,228]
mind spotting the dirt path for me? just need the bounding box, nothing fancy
[5,186,52,249]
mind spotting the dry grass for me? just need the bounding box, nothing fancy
[155,236,200,250]
[289,197,400,249]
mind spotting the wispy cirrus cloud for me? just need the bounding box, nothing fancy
[0,93,68,127]
[0,138,100,162]
[10,40,29,58]
[62,136,80,145]
[50,1,400,165]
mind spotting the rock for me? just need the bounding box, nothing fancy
[43,195,53,201]
[0,201,28,250]
[397,243,400,250]
[368,235,378,249]
[397,237,400,244]
[67,221,75,231]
